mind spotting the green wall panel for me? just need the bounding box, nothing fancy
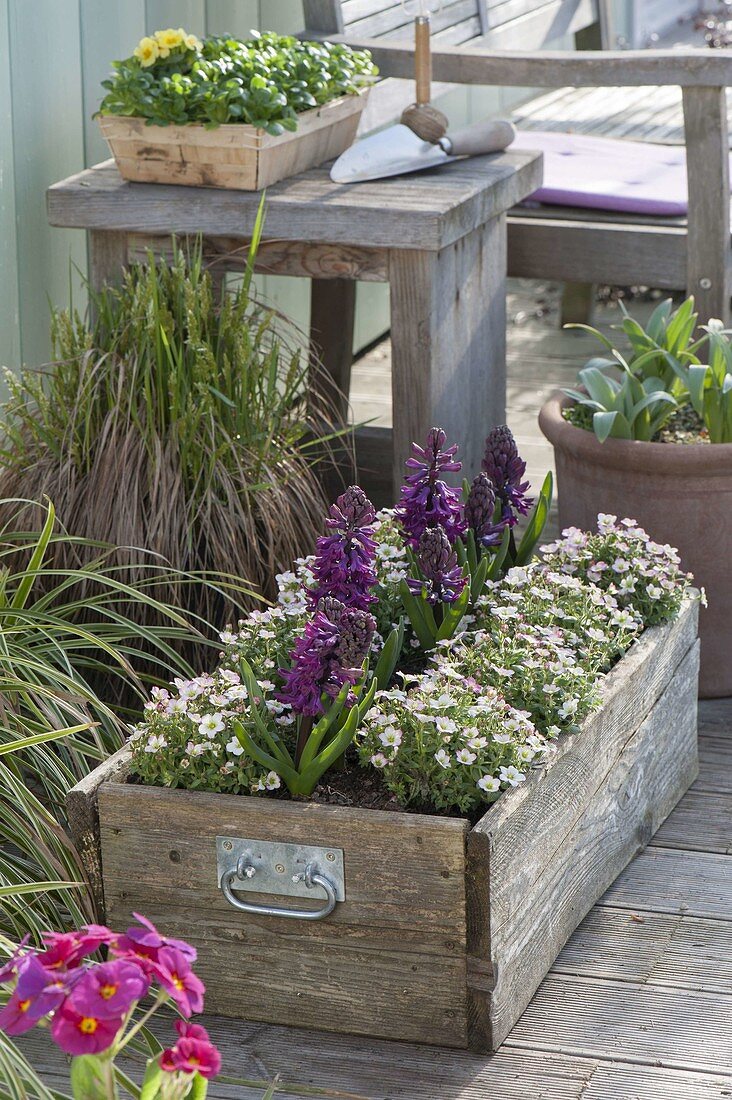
[0,0,20,374]
[7,0,87,369]
[80,0,146,166]
[145,0,206,36]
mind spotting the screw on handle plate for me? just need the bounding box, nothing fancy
[220,857,338,921]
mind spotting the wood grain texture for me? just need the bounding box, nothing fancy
[98,784,470,1046]
[100,94,366,190]
[507,973,732,1074]
[682,86,732,324]
[507,214,688,289]
[652,787,732,854]
[389,215,507,486]
[309,276,356,422]
[343,37,732,88]
[65,745,131,920]
[126,233,388,281]
[601,845,732,919]
[474,631,700,1049]
[46,152,543,252]
[555,907,732,993]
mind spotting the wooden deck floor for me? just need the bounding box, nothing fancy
[26,283,732,1098]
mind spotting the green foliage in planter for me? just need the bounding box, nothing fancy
[0,499,242,944]
[565,296,732,443]
[0,223,339,631]
[99,30,377,133]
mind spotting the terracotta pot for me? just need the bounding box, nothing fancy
[539,393,732,698]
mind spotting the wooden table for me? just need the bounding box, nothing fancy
[47,151,542,495]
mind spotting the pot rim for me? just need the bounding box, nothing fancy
[538,391,732,476]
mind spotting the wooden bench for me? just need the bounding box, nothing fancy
[304,0,732,327]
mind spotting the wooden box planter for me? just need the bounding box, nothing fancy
[98,91,367,191]
[69,601,699,1051]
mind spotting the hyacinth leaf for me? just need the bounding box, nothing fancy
[420,596,438,637]
[486,525,511,580]
[465,528,479,575]
[233,720,300,788]
[298,680,353,770]
[435,583,470,642]
[469,553,490,604]
[514,471,553,568]
[372,620,405,691]
[454,537,468,568]
[238,658,296,767]
[645,297,673,341]
[398,580,436,650]
[296,680,377,794]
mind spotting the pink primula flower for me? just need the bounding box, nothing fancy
[38,925,114,971]
[113,913,196,966]
[66,959,149,1020]
[51,1001,123,1056]
[0,957,66,1035]
[160,1020,221,1079]
[150,947,205,1017]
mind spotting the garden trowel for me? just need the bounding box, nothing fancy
[330,119,517,184]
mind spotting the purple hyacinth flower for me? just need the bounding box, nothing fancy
[482,425,533,526]
[395,427,466,548]
[278,599,376,717]
[464,472,506,547]
[309,486,378,610]
[408,527,467,606]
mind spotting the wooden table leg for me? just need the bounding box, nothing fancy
[88,230,129,293]
[389,216,507,491]
[309,277,357,424]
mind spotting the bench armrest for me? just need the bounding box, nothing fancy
[338,37,732,88]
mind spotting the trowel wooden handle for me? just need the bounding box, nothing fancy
[442,120,517,157]
[414,16,431,105]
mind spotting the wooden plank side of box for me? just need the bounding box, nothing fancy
[98,93,365,191]
[98,787,470,1046]
[466,601,700,1050]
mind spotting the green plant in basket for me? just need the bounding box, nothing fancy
[99,29,377,133]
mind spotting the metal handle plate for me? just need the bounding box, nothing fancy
[216,836,345,922]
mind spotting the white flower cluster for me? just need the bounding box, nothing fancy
[357,669,549,815]
[129,662,292,796]
[541,515,694,627]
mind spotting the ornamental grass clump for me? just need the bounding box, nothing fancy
[128,426,695,818]
[0,229,339,628]
[99,29,377,133]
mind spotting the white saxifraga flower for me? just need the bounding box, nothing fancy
[477,775,500,793]
[264,771,281,790]
[499,765,526,787]
[378,726,402,748]
[225,736,244,756]
[144,734,167,753]
[455,748,477,765]
[370,752,389,769]
[435,716,457,735]
[199,713,225,738]
[434,749,451,769]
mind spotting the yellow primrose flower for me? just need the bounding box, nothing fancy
[133,36,160,67]
[155,27,184,56]
[184,32,202,51]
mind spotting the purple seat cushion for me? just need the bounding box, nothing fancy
[511,129,732,216]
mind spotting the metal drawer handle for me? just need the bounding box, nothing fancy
[220,855,338,921]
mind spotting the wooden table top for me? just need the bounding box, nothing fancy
[47,150,542,252]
